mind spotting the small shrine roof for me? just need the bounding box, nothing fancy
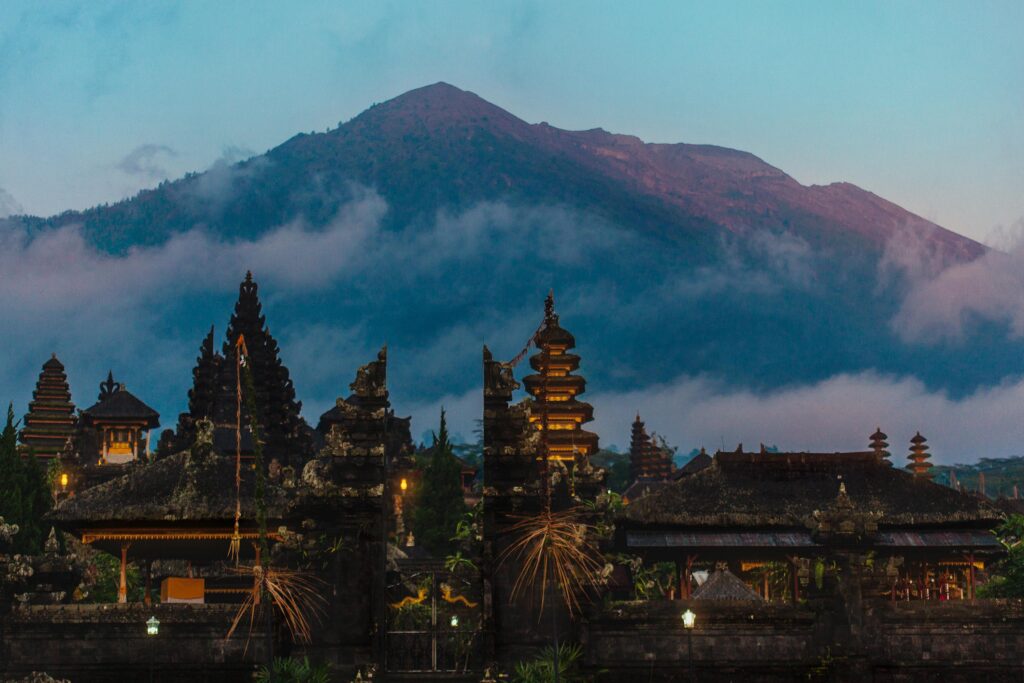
[82,388,160,428]
[623,450,1002,528]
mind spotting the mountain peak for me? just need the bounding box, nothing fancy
[349,82,529,136]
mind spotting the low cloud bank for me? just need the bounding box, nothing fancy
[589,372,1024,466]
[887,220,1024,343]
[404,371,1024,466]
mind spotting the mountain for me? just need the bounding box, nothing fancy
[3,83,1018,447]
[24,82,983,260]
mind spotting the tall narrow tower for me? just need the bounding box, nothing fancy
[629,414,673,482]
[907,432,933,480]
[20,355,77,461]
[522,293,599,461]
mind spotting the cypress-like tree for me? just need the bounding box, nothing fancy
[411,410,468,556]
[0,404,51,554]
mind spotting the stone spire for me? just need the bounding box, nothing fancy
[187,326,223,420]
[19,354,77,461]
[907,432,933,480]
[522,292,599,461]
[215,272,311,464]
[869,427,891,465]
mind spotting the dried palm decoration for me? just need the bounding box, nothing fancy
[498,507,604,617]
[226,564,327,646]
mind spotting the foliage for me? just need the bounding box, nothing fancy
[79,551,143,603]
[608,555,675,600]
[0,404,53,554]
[444,550,478,575]
[747,561,793,601]
[253,657,331,683]
[512,643,585,683]
[588,450,630,493]
[411,410,468,556]
[978,514,1024,598]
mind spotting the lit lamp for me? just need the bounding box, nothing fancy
[450,615,459,628]
[146,615,159,636]
[400,478,408,494]
[682,608,696,682]
[60,472,69,490]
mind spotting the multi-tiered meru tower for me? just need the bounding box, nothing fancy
[20,355,77,461]
[521,293,599,462]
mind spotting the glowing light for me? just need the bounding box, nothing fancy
[450,615,459,628]
[146,616,160,636]
[400,478,408,493]
[682,609,696,629]
[60,473,69,489]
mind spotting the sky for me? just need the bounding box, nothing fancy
[0,1,1022,244]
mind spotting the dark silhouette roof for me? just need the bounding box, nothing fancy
[692,568,765,601]
[624,450,1001,528]
[675,449,713,478]
[50,449,287,525]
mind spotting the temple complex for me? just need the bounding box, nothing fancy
[19,355,77,461]
[4,285,1024,682]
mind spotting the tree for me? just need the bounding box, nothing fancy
[0,403,52,554]
[978,514,1024,598]
[411,410,467,556]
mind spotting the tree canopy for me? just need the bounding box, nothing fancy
[0,403,52,554]
[411,410,467,556]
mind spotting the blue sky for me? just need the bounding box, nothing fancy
[0,1,1021,244]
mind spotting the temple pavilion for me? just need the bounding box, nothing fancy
[78,372,160,465]
[51,419,288,604]
[618,431,1004,602]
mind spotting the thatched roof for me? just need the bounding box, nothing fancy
[81,388,160,428]
[50,448,289,526]
[692,568,765,601]
[624,451,1001,528]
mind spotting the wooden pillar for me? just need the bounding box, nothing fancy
[683,554,697,599]
[968,553,976,600]
[144,560,152,607]
[790,557,800,604]
[673,560,681,600]
[118,543,130,604]
[253,543,261,606]
[101,428,109,463]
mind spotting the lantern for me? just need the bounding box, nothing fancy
[450,615,459,628]
[682,608,696,629]
[400,478,408,493]
[146,615,160,636]
[60,473,69,489]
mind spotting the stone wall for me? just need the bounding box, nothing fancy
[1,603,267,683]
[582,598,1024,682]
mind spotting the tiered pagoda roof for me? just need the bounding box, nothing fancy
[521,293,599,461]
[20,354,77,460]
[628,414,673,482]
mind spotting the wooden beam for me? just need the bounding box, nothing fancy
[118,543,130,604]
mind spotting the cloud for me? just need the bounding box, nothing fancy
[889,219,1024,343]
[116,144,177,181]
[589,371,1024,467]
[0,186,22,218]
